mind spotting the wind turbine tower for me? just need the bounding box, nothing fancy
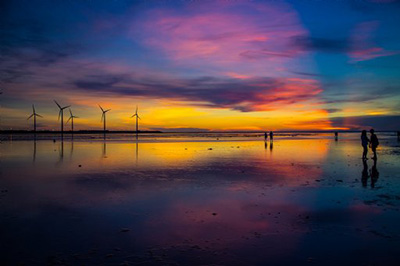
[99,105,111,132]
[66,109,78,132]
[27,104,43,132]
[131,105,141,139]
[54,100,70,133]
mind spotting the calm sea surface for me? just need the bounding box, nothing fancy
[1,132,399,265]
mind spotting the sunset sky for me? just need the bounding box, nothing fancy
[1,0,400,131]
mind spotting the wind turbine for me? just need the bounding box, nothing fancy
[99,105,111,132]
[54,100,70,133]
[66,109,78,132]
[27,104,43,132]
[131,105,141,139]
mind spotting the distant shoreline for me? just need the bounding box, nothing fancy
[0,130,162,134]
[0,130,397,134]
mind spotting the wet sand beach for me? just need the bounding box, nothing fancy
[1,133,400,265]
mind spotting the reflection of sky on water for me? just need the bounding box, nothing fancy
[0,133,400,265]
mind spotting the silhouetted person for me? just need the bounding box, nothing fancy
[370,158,379,188]
[369,129,379,160]
[397,131,400,141]
[270,131,273,142]
[361,130,370,160]
[264,132,268,141]
[361,159,368,187]
[334,131,338,141]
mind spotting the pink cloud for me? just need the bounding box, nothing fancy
[349,47,398,62]
[349,21,398,62]
[131,1,307,75]
[225,72,251,79]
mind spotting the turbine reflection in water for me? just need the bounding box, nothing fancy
[1,134,399,265]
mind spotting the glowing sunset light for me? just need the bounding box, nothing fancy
[3,2,400,265]
[1,0,399,131]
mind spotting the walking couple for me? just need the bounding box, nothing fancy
[361,129,379,160]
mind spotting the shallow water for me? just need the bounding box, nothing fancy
[1,133,400,265]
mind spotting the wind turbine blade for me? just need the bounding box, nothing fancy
[54,100,61,109]
[74,116,79,118]
[131,114,136,118]
[66,117,72,124]
[27,114,34,120]
[32,104,35,113]
[138,116,141,120]
[62,105,71,110]
[36,114,43,118]
[98,105,104,112]
[69,109,72,116]
[58,110,61,121]
[136,105,138,114]
[105,109,111,112]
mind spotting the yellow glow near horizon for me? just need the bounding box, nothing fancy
[4,96,338,131]
[7,88,394,131]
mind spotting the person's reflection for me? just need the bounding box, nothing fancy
[270,142,273,151]
[370,158,379,188]
[361,159,368,187]
[361,158,379,188]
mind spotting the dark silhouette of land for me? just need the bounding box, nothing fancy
[0,130,162,134]
[1,130,399,138]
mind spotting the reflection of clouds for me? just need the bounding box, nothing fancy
[303,208,374,224]
[2,137,400,265]
[142,187,309,258]
[0,139,329,217]
[3,139,330,184]
[349,204,382,215]
[73,173,129,190]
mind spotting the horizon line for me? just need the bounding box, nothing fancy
[0,129,398,134]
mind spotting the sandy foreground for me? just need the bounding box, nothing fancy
[1,134,399,265]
